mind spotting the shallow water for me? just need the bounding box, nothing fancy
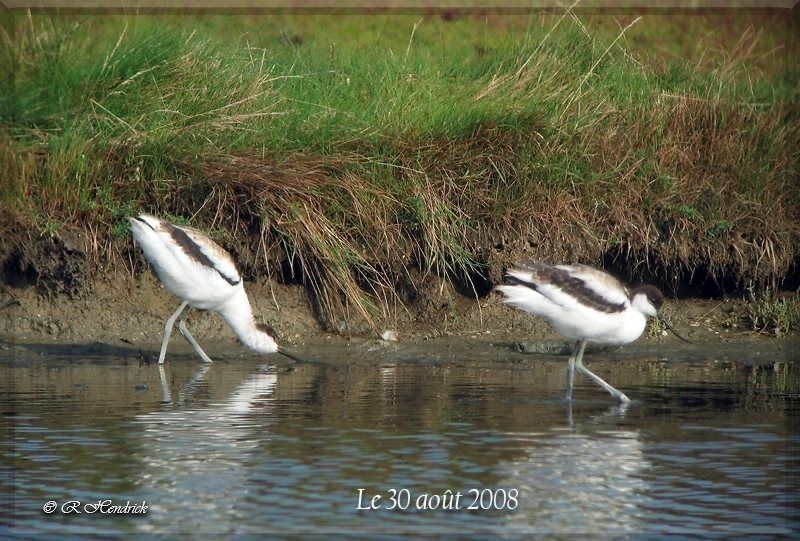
[2,339,798,537]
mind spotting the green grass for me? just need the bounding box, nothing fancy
[746,289,800,337]
[3,12,799,329]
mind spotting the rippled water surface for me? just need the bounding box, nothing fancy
[2,339,798,537]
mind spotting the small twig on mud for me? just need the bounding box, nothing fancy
[698,300,726,322]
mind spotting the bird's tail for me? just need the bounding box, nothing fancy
[495,280,552,317]
[128,214,161,231]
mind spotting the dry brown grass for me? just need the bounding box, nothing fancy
[4,97,798,332]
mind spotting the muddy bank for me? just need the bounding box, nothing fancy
[0,268,791,354]
[2,215,798,347]
[6,332,795,367]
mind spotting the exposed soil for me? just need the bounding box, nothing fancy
[2,219,795,354]
[0,265,783,355]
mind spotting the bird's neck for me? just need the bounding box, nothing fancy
[218,288,278,354]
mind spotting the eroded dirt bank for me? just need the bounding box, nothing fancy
[1,269,789,355]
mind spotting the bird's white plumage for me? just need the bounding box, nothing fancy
[129,214,240,309]
[496,262,667,403]
[497,263,646,345]
[129,214,279,363]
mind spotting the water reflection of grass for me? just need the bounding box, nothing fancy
[4,12,798,328]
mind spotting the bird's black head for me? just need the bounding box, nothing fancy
[631,284,664,310]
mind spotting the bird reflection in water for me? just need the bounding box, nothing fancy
[134,363,279,535]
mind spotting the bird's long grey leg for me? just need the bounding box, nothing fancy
[565,339,583,401]
[159,301,189,365]
[178,317,213,363]
[575,346,631,403]
[565,399,574,428]
[158,365,172,404]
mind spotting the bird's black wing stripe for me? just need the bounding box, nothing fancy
[167,225,240,287]
[134,216,155,230]
[506,274,542,293]
[506,267,626,314]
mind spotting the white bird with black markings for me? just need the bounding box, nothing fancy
[496,262,687,403]
[128,214,306,364]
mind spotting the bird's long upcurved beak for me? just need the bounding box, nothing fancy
[277,346,309,363]
[658,314,691,343]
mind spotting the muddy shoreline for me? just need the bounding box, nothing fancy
[1,272,794,358]
[6,333,794,366]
